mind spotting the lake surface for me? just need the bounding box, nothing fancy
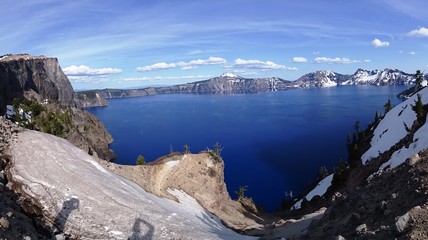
[88,85,407,211]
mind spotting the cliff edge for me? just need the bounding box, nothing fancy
[0,54,75,111]
[0,54,115,160]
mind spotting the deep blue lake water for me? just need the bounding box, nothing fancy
[88,85,407,211]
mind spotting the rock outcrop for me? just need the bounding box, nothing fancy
[6,130,256,239]
[0,54,75,112]
[103,152,263,232]
[0,119,50,239]
[0,54,115,161]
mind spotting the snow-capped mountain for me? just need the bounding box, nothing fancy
[341,68,415,86]
[293,70,349,88]
[294,68,416,88]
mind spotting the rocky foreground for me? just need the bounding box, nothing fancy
[5,129,257,239]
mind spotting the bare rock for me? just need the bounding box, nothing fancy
[395,212,410,233]
[407,153,421,166]
[356,223,367,233]
[105,152,263,232]
[0,217,10,229]
[0,54,75,110]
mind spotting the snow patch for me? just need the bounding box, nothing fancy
[166,160,180,168]
[291,174,333,210]
[361,87,428,164]
[373,113,428,175]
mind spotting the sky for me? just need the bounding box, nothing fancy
[1,0,428,90]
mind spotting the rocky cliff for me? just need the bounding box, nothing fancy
[103,152,263,232]
[0,54,115,160]
[0,54,75,112]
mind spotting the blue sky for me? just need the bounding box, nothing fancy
[2,0,428,90]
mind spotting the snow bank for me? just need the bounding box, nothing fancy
[165,160,180,168]
[291,174,333,210]
[361,87,428,164]
[373,113,428,174]
[9,131,255,239]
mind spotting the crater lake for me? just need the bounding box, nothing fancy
[88,85,407,211]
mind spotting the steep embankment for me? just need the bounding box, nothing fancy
[0,54,75,111]
[299,87,428,239]
[6,130,257,239]
[0,54,115,160]
[103,153,263,231]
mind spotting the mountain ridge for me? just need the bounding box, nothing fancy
[77,68,425,107]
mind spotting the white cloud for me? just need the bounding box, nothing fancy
[181,66,194,70]
[292,57,308,63]
[233,58,289,70]
[313,51,320,55]
[67,75,108,83]
[407,27,428,37]
[122,75,211,82]
[371,38,390,48]
[137,62,177,72]
[188,56,227,65]
[63,65,122,76]
[314,57,362,64]
[364,59,371,63]
[409,51,416,55]
[137,57,227,72]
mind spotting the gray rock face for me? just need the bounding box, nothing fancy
[7,130,254,240]
[395,212,410,233]
[0,54,75,112]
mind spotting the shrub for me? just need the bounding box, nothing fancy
[136,154,145,165]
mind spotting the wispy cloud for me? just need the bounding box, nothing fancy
[292,57,308,63]
[232,58,296,70]
[407,27,428,37]
[67,75,109,83]
[137,57,227,72]
[371,38,390,48]
[121,75,211,82]
[314,57,366,64]
[63,65,122,76]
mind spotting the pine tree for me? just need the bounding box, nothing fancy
[183,144,190,154]
[136,154,145,165]
[415,70,424,91]
[384,99,392,114]
[413,93,425,123]
[235,185,248,200]
[317,166,329,180]
[375,111,380,122]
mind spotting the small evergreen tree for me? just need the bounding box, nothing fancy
[235,185,248,200]
[415,70,424,91]
[413,93,425,123]
[354,121,360,135]
[317,166,329,180]
[384,99,392,114]
[374,111,380,122]
[213,142,223,156]
[136,154,146,165]
[183,144,190,154]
